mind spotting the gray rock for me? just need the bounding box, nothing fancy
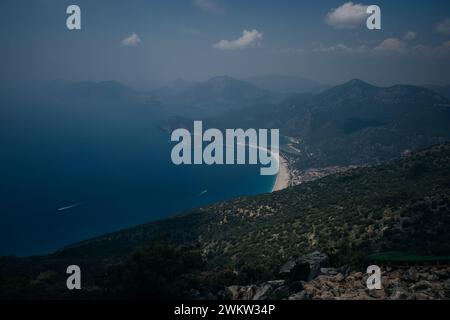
[414,292,433,300]
[240,286,255,300]
[390,288,409,300]
[411,280,432,292]
[252,284,272,300]
[334,273,345,282]
[280,251,329,281]
[320,268,339,276]
[266,280,285,286]
[269,285,291,300]
[319,291,336,300]
[279,260,296,274]
[227,285,241,300]
[338,265,352,277]
[288,291,308,300]
[304,252,329,280]
[433,269,450,278]
[426,274,439,281]
[406,267,419,282]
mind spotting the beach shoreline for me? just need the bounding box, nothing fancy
[272,153,291,192]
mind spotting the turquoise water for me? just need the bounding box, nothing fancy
[0,98,275,256]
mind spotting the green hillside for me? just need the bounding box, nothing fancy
[62,143,450,268]
[2,143,450,298]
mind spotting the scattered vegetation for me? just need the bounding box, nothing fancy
[2,143,450,298]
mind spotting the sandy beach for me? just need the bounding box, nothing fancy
[272,153,291,192]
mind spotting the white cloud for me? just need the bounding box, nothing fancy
[436,18,450,35]
[213,29,263,50]
[121,33,141,47]
[411,41,450,57]
[193,0,224,14]
[314,43,368,54]
[325,2,369,29]
[309,38,450,58]
[403,31,417,41]
[374,38,408,53]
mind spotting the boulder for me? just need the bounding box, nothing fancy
[279,260,296,274]
[252,280,287,300]
[405,267,419,282]
[414,292,433,300]
[334,273,345,282]
[227,285,240,300]
[320,268,339,276]
[269,285,291,300]
[390,288,409,300]
[241,286,255,300]
[411,280,432,292]
[303,252,329,280]
[288,291,308,300]
[279,251,329,281]
[252,284,272,300]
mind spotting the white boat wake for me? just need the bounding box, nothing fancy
[196,190,208,197]
[57,202,83,212]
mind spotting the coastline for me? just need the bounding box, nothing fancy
[272,153,291,192]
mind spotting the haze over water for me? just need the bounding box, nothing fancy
[0,93,275,256]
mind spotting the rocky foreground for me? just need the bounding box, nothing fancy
[222,253,450,300]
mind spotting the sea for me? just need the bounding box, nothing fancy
[0,94,276,256]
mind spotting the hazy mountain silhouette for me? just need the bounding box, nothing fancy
[244,74,328,94]
[208,79,450,168]
[156,76,285,117]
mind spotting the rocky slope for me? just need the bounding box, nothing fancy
[224,264,450,300]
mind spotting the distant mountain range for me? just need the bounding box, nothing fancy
[204,79,450,169]
[2,78,450,299]
[152,75,328,117]
[426,85,450,100]
[153,76,285,117]
[243,74,328,94]
[45,78,450,172]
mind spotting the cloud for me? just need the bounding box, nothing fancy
[315,38,408,55]
[411,41,450,57]
[313,43,368,54]
[326,2,369,29]
[403,31,417,41]
[121,33,141,47]
[213,29,263,50]
[374,38,408,53]
[436,18,450,35]
[193,0,224,14]
[310,38,450,58]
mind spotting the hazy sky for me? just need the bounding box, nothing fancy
[1,0,450,88]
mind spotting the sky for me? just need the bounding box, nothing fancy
[1,0,450,89]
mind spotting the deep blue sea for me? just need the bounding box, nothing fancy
[0,95,275,256]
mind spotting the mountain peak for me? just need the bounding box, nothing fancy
[244,74,327,93]
[321,79,379,98]
[207,75,237,83]
[202,76,257,90]
[343,79,375,88]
